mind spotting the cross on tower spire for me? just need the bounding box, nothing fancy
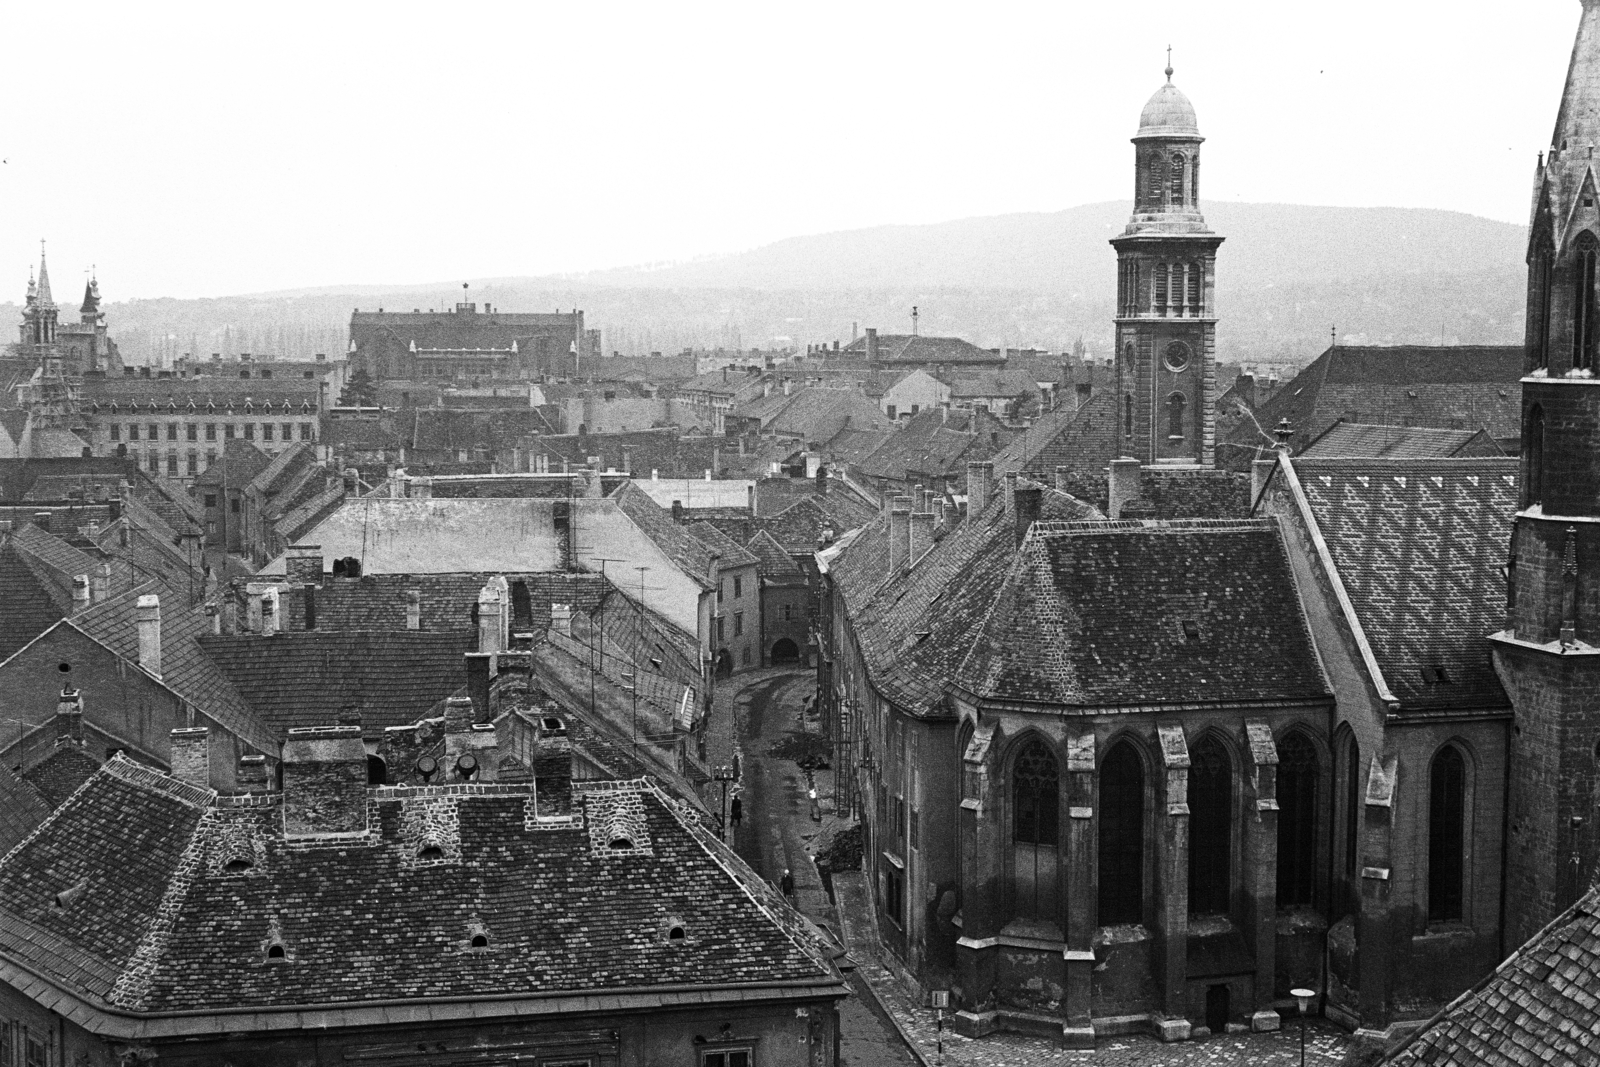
[1166,45,1173,83]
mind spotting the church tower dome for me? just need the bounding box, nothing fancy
[1109,57,1223,466]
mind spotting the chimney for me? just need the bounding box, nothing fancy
[477,577,508,653]
[281,725,368,837]
[302,584,318,631]
[909,509,934,565]
[445,696,499,783]
[933,496,946,525]
[1002,470,1018,516]
[246,587,265,633]
[55,687,83,743]
[1108,457,1142,521]
[236,753,269,794]
[261,589,279,637]
[671,500,684,524]
[967,461,993,514]
[285,544,323,585]
[550,602,573,636]
[1014,486,1042,548]
[206,601,221,635]
[747,484,756,515]
[865,328,879,363]
[783,377,793,396]
[71,574,90,612]
[1055,466,1069,493]
[1250,456,1278,511]
[33,511,51,533]
[405,589,421,630]
[465,653,494,721]
[136,594,162,677]
[168,727,211,789]
[91,562,110,603]
[888,497,911,572]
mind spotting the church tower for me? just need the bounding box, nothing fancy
[1111,60,1223,466]
[18,247,58,349]
[1495,0,1600,950]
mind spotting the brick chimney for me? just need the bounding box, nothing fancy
[465,653,494,720]
[168,726,211,789]
[55,687,83,743]
[236,753,270,794]
[285,544,323,585]
[967,461,994,514]
[865,328,879,363]
[261,588,280,637]
[136,594,162,677]
[281,725,369,837]
[91,562,110,604]
[1108,457,1142,521]
[445,696,499,783]
[477,577,508,653]
[302,584,317,631]
[888,497,911,572]
[1014,486,1042,548]
[550,602,573,636]
[909,508,934,565]
[71,574,89,613]
[1002,470,1018,516]
[405,589,421,630]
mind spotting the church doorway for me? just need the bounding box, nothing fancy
[771,638,800,665]
[1205,984,1230,1034]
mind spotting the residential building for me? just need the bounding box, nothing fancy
[836,328,1005,369]
[349,302,591,381]
[686,521,762,674]
[747,529,812,666]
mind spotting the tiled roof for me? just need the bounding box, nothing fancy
[408,408,557,453]
[272,484,344,546]
[323,418,399,451]
[0,766,838,1018]
[198,631,473,735]
[856,409,1015,484]
[192,439,272,489]
[746,530,805,580]
[70,583,273,753]
[761,498,854,552]
[1384,884,1600,1067]
[244,441,316,497]
[11,522,100,582]
[822,427,894,466]
[950,519,1329,709]
[0,540,74,661]
[20,744,102,808]
[82,376,319,405]
[613,482,716,586]
[838,334,1004,365]
[0,762,48,855]
[272,572,609,634]
[756,478,876,529]
[762,389,893,444]
[1300,422,1504,459]
[942,368,1039,398]
[685,521,760,569]
[525,428,728,480]
[990,391,1121,480]
[1289,456,1517,711]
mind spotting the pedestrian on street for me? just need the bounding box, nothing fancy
[780,868,795,903]
[730,795,742,828]
[808,785,820,822]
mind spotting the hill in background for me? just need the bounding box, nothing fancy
[4,202,1529,366]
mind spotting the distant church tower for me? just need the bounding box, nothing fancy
[1496,0,1600,950]
[1111,59,1223,466]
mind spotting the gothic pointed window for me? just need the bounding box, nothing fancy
[1098,741,1145,925]
[1167,393,1187,439]
[1276,733,1319,908]
[1532,248,1554,369]
[1575,234,1599,372]
[1342,731,1361,880]
[1428,746,1466,923]
[1012,738,1060,921]
[1189,735,1232,916]
[1526,404,1545,506]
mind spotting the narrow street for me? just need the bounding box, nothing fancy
[725,669,919,1067]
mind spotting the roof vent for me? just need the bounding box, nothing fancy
[265,943,286,961]
[1420,665,1450,685]
[54,879,88,909]
[224,857,254,874]
[665,919,688,943]
[454,753,479,781]
[608,833,635,850]
[1182,619,1201,643]
[470,933,489,949]
[417,844,445,862]
[542,715,566,734]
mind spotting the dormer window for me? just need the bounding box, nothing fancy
[1182,619,1201,643]
[224,857,254,873]
[417,844,445,862]
[608,834,635,851]
[1421,665,1450,685]
[470,933,489,949]
[265,943,286,961]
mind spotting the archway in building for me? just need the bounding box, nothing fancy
[366,754,387,786]
[715,649,734,678]
[771,638,800,665]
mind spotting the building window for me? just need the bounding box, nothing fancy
[204,494,218,508]
[1276,732,1319,908]
[1525,404,1545,506]
[147,423,159,440]
[734,611,743,637]
[700,1050,752,1067]
[741,646,751,666]
[167,423,178,441]
[1167,392,1187,439]
[186,452,198,476]
[716,616,725,643]
[24,1032,43,1067]
[910,806,920,850]
[733,576,743,599]
[205,423,216,441]
[224,423,235,439]
[109,423,120,441]
[282,422,293,441]
[127,423,138,441]
[1098,739,1145,925]
[230,498,240,514]
[167,453,179,475]
[148,452,161,473]
[781,603,792,621]
[300,422,313,440]
[1188,262,1202,314]
[186,422,197,441]
[205,449,217,468]
[1533,249,1554,369]
[1578,236,1599,372]
[884,860,905,926]
[1189,734,1232,916]
[243,423,255,440]
[1154,263,1169,314]
[886,404,897,420]
[1012,738,1060,921]
[1428,745,1467,923]
[1,1022,11,1067]
[262,422,274,442]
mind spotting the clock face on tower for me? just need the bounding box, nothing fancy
[1164,341,1191,372]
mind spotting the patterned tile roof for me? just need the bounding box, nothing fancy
[951,518,1329,709]
[613,482,716,586]
[856,409,1015,484]
[198,631,473,735]
[0,759,843,1022]
[0,762,48,855]
[990,391,1121,479]
[1300,422,1504,460]
[746,529,806,580]
[1288,456,1517,711]
[0,540,74,661]
[1384,884,1600,1066]
[20,744,102,808]
[685,521,760,569]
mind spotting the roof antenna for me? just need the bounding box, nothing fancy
[1166,45,1174,83]
[1331,324,1337,348]
[911,306,919,337]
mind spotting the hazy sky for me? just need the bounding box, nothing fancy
[0,2,1578,299]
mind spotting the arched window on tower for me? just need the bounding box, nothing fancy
[1148,154,1163,206]
[1532,248,1554,369]
[1189,735,1233,916]
[1526,404,1545,506]
[1154,264,1169,315]
[1012,738,1060,922]
[1428,746,1466,923]
[1170,154,1187,206]
[1276,733,1319,908]
[1188,262,1203,316]
[1098,741,1145,925]
[1574,234,1599,372]
[1124,393,1135,440]
[1167,393,1187,439]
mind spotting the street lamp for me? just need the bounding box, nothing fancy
[1290,986,1316,1067]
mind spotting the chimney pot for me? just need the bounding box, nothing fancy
[91,563,110,603]
[909,509,934,565]
[281,725,368,837]
[136,594,162,676]
[71,574,90,612]
[55,687,83,742]
[168,726,211,789]
[1054,466,1069,492]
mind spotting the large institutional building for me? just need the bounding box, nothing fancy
[824,16,1600,1051]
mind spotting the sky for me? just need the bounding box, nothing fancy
[0,1,1579,299]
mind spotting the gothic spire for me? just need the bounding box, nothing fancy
[34,244,55,309]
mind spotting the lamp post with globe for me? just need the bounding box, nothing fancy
[1290,987,1316,1067]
